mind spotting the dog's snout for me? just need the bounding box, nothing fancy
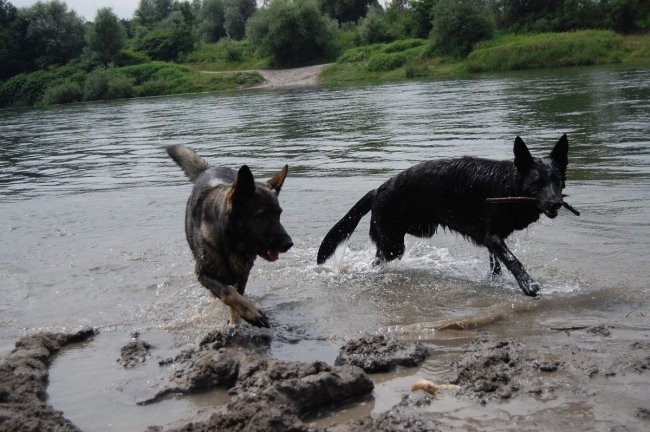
[550,200,563,211]
[279,237,293,253]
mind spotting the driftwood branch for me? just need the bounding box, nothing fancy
[485,196,580,216]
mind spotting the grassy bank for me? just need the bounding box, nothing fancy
[321,30,650,84]
[2,30,648,108]
[0,61,263,108]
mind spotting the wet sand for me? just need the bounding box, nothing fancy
[2,316,648,431]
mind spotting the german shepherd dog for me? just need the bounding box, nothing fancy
[167,146,293,328]
[317,135,571,297]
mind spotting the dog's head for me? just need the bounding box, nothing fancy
[514,134,569,219]
[227,165,294,261]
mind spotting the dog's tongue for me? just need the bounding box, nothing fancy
[267,250,280,262]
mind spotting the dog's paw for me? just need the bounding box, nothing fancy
[245,309,270,328]
[520,280,540,297]
[238,306,269,328]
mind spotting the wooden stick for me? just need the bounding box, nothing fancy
[562,202,581,216]
[486,196,581,216]
[485,197,536,204]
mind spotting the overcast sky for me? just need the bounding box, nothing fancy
[10,0,138,20]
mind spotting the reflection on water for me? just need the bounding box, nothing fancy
[1,68,648,201]
[1,67,649,431]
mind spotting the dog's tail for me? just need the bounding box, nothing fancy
[165,145,210,183]
[317,189,376,264]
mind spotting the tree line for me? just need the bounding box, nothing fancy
[1,0,648,82]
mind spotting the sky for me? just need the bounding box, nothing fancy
[10,0,139,20]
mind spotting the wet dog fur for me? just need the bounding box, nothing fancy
[167,146,293,327]
[317,135,570,297]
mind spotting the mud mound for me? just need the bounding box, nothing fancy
[142,331,374,431]
[451,339,523,400]
[335,335,428,373]
[119,337,152,368]
[0,328,97,432]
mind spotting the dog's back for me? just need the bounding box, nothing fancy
[372,156,540,241]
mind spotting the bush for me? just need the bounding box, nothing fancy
[366,52,407,71]
[216,38,244,62]
[116,49,150,67]
[357,6,392,44]
[41,81,83,105]
[83,68,111,100]
[0,71,47,107]
[431,0,495,58]
[0,63,85,107]
[246,0,338,66]
[134,26,196,61]
[466,30,624,73]
[83,67,134,101]
[383,38,425,54]
[337,44,383,63]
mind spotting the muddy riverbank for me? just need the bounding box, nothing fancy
[2,319,648,432]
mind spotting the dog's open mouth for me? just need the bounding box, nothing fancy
[260,250,281,262]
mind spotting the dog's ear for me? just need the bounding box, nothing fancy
[267,165,288,195]
[550,134,569,172]
[514,136,534,172]
[229,165,256,205]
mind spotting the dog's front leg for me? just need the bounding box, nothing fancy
[197,273,270,328]
[485,236,540,297]
[489,253,502,276]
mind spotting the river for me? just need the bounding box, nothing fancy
[1,67,649,431]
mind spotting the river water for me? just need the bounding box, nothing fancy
[1,67,649,430]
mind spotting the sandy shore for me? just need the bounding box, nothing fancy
[255,64,331,88]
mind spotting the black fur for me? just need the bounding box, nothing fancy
[167,145,293,327]
[317,135,571,297]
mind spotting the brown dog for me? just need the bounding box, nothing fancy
[166,145,293,327]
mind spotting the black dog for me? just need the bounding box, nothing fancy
[167,145,293,327]
[318,135,572,297]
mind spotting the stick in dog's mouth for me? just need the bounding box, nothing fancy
[485,196,580,216]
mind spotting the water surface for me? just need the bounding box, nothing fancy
[1,67,649,431]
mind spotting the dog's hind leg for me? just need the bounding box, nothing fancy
[372,235,405,266]
[489,253,502,276]
[485,236,540,297]
[197,273,269,328]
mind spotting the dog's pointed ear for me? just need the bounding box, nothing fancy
[267,165,288,195]
[229,165,256,204]
[550,133,569,172]
[514,136,534,172]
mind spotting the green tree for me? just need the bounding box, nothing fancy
[19,0,86,70]
[86,8,127,65]
[198,0,226,42]
[246,0,338,66]
[0,0,23,79]
[605,0,650,33]
[318,0,377,23]
[431,0,495,57]
[223,0,256,40]
[357,5,392,44]
[136,0,175,27]
[135,1,197,60]
[385,0,435,39]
